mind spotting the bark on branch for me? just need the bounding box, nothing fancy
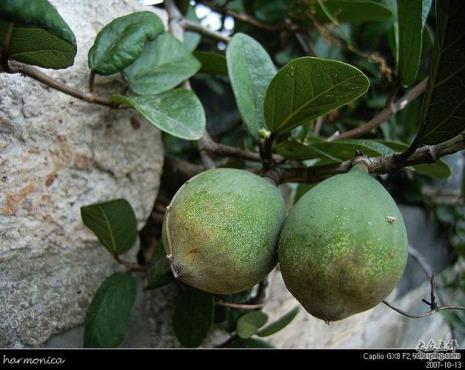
[280,132,465,184]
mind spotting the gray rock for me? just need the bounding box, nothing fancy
[0,0,165,347]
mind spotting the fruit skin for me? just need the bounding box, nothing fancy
[163,168,286,295]
[278,165,408,321]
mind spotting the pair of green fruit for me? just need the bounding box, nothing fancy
[162,166,408,321]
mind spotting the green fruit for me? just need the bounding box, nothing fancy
[278,165,408,321]
[163,168,286,294]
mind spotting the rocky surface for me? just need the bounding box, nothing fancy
[0,0,165,347]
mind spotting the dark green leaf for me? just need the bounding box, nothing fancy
[257,306,300,337]
[436,205,456,225]
[194,51,228,75]
[145,241,173,290]
[228,337,274,348]
[216,288,253,304]
[415,0,465,145]
[83,272,136,348]
[173,288,214,348]
[295,183,316,202]
[412,162,452,180]
[88,12,164,75]
[397,0,432,86]
[264,57,369,133]
[214,306,228,324]
[236,311,268,339]
[227,308,248,333]
[80,199,138,255]
[226,33,276,138]
[0,0,76,69]
[112,89,206,140]
[313,0,392,24]
[254,0,293,23]
[123,32,201,96]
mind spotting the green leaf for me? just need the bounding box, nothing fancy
[397,0,432,86]
[226,33,277,138]
[81,199,138,255]
[184,31,201,52]
[257,306,300,337]
[112,89,206,140]
[83,272,136,348]
[173,288,214,348]
[0,0,76,69]
[313,0,393,24]
[236,311,268,339]
[145,241,173,290]
[264,57,369,133]
[194,51,228,75]
[123,32,201,96]
[414,0,465,145]
[228,337,274,348]
[183,6,201,51]
[254,0,293,23]
[88,12,164,76]
[295,183,317,202]
[217,289,253,304]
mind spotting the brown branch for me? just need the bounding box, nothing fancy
[196,0,293,32]
[260,133,277,170]
[332,79,428,141]
[6,60,116,108]
[165,156,205,178]
[181,19,231,43]
[114,254,147,273]
[199,135,217,169]
[199,132,263,162]
[88,71,96,94]
[281,132,465,184]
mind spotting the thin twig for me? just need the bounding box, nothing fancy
[383,300,465,319]
[296,32,316,56]
[383,245,465,319]
[88,71,96,94]
[281,131,465,184]
[199,132,263,162]
[181,19,231,43]
[314,116,324,136]
[260,133,277,170]
[215,301,265,310]
[196,0,294,32]
[199,136,217,169]
[331,79,428,141]
[114,254,147,273]
[6,60,116,108]
[408,245,434,278]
